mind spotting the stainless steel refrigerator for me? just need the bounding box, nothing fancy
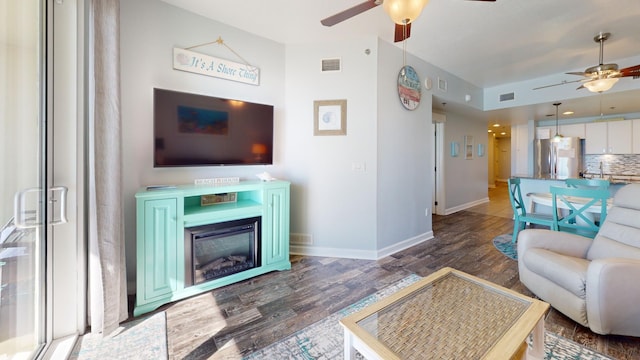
[534,137,584,178]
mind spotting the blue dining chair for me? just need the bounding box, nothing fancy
[508,178,556,244]
[550,186,609,238]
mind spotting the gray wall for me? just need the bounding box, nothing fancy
[121,0,286,290]
[120,0,490,292]
[444,112,490,211]
[377,39,432,252]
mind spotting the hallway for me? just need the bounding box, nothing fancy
[466,181,512,219]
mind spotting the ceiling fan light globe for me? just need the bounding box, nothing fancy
[383,0,429,25]
[584,77,619,93]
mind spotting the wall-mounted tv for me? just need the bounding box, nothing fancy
[154,88,274,167]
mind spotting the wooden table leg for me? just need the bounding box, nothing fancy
[526,317,545,360]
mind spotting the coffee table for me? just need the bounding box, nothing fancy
[340,267,549,360]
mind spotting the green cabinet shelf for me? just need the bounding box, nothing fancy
[134,180,291,317]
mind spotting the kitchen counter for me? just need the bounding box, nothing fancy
[581,173,640,184]
[510,176,630,215]
[514,174,640,185]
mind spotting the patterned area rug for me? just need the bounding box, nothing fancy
[493,233,518,260]
[246,274,612,360]
[69,311,167,360]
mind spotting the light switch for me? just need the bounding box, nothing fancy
[352,162,366,172]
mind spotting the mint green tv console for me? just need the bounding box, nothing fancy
[134,180,291,316]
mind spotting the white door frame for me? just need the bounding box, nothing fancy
[432,113,446,215]
[42,0,86,357]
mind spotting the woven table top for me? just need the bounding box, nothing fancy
[356,271,531,359]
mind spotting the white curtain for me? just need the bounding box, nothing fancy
[88,0,127,335]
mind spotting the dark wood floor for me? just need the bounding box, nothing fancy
[139,183,640,359]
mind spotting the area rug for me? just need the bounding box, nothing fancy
[493,233,518,260]
[245,274,613,360]
[68,311,167,360]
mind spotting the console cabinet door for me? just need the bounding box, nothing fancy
[264,187,289,265]
[140,198,178,300]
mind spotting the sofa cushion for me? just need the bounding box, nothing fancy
[612,183,640,211]
[587,207,640,261]
[523,248,590,298]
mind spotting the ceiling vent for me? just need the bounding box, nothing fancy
[321,58,341,72]
[500,92,515,102]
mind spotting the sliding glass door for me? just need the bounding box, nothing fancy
[0,0,47,358]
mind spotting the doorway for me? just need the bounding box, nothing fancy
[495,137,512,182]
[1,1,83,358]
[1,1,48,356]
[432,113,445,215]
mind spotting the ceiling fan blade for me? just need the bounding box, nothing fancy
[320,0,379,27]
[532,79,585,90]
[619,64,640,78]
[566,71,589,77]
[394,23,411,43]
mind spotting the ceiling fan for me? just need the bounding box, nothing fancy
[320,0,496,43]
[534,32,640,93]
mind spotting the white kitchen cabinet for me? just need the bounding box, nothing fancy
[585,120,632,154]
[608,120,632,154]
[559,123,585,139]
[633,119,640,153]
[536,127,553,139]
[585,122,607,154]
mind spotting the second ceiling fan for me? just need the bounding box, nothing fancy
[534,32,640,93]
[320,0,496,43]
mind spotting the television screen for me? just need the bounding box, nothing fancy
[153,88,274,167]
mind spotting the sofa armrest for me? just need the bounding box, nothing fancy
[586,258,640,336]
[517,229,592,259]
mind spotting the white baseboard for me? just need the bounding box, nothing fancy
[444,197,489,215]
[290,231,434,260]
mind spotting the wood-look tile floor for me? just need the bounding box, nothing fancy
[133,181,640,359]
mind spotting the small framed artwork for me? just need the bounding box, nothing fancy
[464,135,474,160]
[450,142,459,157]
[314,99,347,136]
[477,143,485,157]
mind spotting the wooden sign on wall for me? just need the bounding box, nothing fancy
[173,47,260,86]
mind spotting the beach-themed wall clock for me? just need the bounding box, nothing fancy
[397,65,421,110]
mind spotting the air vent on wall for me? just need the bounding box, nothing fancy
[321,58,341,72]
[290,233,313,245]
[500,92,515,102]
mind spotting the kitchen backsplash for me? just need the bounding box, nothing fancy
[584,154,640,176]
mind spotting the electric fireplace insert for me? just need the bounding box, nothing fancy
[184,217,260,286]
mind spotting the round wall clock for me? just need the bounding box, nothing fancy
[397,65,421,110]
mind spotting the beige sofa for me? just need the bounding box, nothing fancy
[517,183,640,337]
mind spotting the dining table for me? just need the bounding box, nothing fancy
[527,192,613,226]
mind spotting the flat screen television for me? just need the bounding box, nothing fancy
[153,88,274,167]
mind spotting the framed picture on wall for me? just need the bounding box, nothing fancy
[464,135,474,160]
[314,99,347,136]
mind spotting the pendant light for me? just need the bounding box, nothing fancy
[552,102,563,142]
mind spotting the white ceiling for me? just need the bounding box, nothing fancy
[160,0,640,134]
